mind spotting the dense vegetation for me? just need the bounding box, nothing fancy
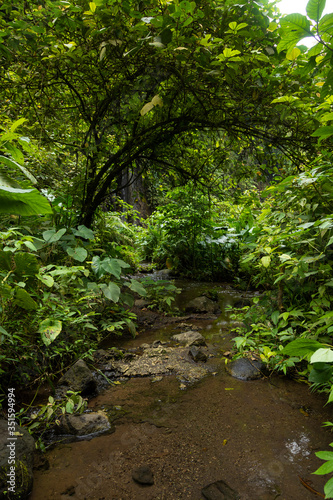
[1,0,333,493]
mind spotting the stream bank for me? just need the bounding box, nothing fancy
[29,279,333,499]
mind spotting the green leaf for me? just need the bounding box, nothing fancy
[72,225,94,240]
[311,348,333,363]
[37,273,54,287]
[312,126,333,138]
[0,186,52,216]
[316,451,333,461]
[271,96,299,104]
[286,47,301,60]
[0,251,13,271]
[309,363,333,383]
[100,282,120,302]
[313,459,333,475]
[14,252,39,277]
[282,338,324,357]
[182,16,193,27]
[0,283,12,300]
[307,42,323,57]
[66,247,88,262]
[306,0,326,22]
[127,279,147,297]
[261,255,271,267]
[91,256,129,279]
[319,13,333,32]
[280,13,311,32]
[271,310,280,326]
[0,155,37,184]
[43,228,66,243]
[39,318,62,346]
[13,287,38,310]
[66,399,75,414]
[324,476,333,498]
[10,118,27,133]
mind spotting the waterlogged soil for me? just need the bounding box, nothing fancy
[29,279,333,500]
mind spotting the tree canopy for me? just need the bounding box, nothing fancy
[1,0,331,224]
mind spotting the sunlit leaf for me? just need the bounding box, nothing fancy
[261,255,271,267]
[39,318,62,346]
[311,348,333,364]
[306,0,326,22]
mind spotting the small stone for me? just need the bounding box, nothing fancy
[132,465,154,485]
[184,296,220,314]
[135,299,150,308]
[189,346,208,363]
[171,331,206,347]
[202,480,240,499]
[58,411,111,436]
[226,357,264,381]
[151,376,163,383]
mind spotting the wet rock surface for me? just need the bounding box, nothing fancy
[0,420,35,500]
[101,342,210,384]
[184,296,221,314]
[202,480,241,500]
[226,357,265,381]
[58,410,111,437]
[57,359,97,396]
[171,330,206,346]
[189,346,208,362]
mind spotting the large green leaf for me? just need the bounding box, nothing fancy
[319,13,333,33]
[13,287,38,310]
[14,252,39,277]
[0,155,37,184]
[39,318,62,346]
[100,282,120,302]
[0,251,13,271]
[0,186,52,216]
[66,247,88,262]
[282,338,324,357]
[72,225,94,240]
[311,348,333,363]
[278,14,312,53]
[316,451,333,461]
[127,279,147,297]
[0,283,12,300]
[306,0,326,22]
[280,13,312,32]
[311,126,333,141]
[309,362,333,383]
[0,172,22,189]
[92,256,130,279]
[43,228,66,243]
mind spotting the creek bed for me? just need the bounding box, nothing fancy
[29,280,333,500]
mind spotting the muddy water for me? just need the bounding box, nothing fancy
[30,280,333,500]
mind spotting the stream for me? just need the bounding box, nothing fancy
[29,276,333,500]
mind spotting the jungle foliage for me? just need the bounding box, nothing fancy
[1,0,333,492]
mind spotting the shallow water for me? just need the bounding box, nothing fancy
[29,279,333,500]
